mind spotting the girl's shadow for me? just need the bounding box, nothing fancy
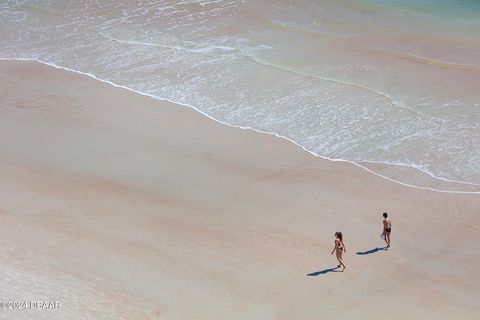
[307,266,340,276]
[356,247,387,255]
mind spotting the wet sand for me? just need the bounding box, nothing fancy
[0,60,479,319]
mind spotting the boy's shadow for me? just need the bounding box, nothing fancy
[356,247,387,255]
[307,266,340,276]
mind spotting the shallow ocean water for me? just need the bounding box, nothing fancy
[1,0,479,190]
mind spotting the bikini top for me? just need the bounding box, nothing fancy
[336,240,343,249]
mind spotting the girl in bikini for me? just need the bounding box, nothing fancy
[383,212,392,249]
[331,231,346,271]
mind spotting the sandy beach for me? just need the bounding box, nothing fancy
[1,60,479,319]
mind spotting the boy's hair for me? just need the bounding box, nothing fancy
[383,212,388,218]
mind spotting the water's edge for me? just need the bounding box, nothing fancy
[3,57,479,194]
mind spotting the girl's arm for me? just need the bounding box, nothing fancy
[331,242,336,254]
[343,241,346,253]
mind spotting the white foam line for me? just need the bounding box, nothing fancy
[2,57,479,194]
[355,159,480,185]
[97,31,237,54]
[198,0,226,7]
[243,54,426,118]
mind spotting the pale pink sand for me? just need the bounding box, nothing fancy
[0,60,479,319]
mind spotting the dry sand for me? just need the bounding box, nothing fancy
[0,60,479,319]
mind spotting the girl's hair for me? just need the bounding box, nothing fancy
[383,212,388,218]
[335,232,343,241]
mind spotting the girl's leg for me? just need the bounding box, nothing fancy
[335,251,341,268]
[340,251,346,271]
[336,250,346,271]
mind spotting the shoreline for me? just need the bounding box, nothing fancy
[1,57,478,193]
[1,59,480,319]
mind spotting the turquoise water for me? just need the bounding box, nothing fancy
[363,0,480,19]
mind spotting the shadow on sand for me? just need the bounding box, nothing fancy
[307,266,340,276]
[356,247,387,255]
